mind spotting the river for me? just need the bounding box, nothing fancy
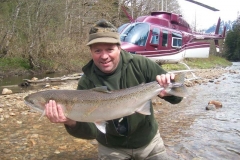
[0,63,239,159]
[0,72,70,94]
[155,62,240,159]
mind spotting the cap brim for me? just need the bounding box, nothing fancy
[86,37,120,46]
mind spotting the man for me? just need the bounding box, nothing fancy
[45,19,183,159]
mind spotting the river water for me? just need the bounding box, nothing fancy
[155,62,240,160]
[0,72,70,94]
[0,63,239,159]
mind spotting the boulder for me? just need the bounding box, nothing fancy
[2,88,13,95]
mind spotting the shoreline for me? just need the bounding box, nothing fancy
[0,67,233,95]
[0,66,239,159]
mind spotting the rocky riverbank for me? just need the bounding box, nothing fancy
[0,67,239,159]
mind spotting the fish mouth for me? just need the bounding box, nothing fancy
[24,100,43,113]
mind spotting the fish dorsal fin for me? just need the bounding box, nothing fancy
[94,121,107,134]
[135,100,151,115]
[92,86,111,93]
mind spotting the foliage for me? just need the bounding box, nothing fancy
[0,57,30,70]
[0,0,182,73]
[224,15,240,61]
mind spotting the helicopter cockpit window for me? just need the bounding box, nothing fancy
[150,28,160,45]
[120,23,149,46]
[172,32,182,48]
[162,30,168,47]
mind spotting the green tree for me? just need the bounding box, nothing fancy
[0,0,182,73]
[224,15,240,61]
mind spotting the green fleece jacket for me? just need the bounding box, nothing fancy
[65,50,182,149]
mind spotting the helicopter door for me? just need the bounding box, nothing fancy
[146,27,163,57]
[149,28,160,50]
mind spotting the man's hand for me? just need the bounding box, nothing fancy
[45,100,76,127]
[156,73,175,97]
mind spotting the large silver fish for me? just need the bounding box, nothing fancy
[24,73,187,133]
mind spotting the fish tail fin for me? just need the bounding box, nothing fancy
[166,73,188,97]
[38,110,46,121]
[172,72,185,84]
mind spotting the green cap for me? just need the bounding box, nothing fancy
[87,19,121,46]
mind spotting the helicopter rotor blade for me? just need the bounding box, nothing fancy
[185,0,220,11]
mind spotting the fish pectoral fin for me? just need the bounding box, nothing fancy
[135,100,151,115]
[38,110,46,121]
[94,121,107,134]
[92,86,111,93]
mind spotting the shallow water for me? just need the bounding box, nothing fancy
[0,63,239,159]
[0,72,69,94]
[156,62,240,159]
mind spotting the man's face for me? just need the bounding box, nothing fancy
[90,43,121,74]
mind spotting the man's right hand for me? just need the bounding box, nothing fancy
[45,100,76,127]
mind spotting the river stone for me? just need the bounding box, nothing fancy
[208,100,222,109]
[206,104,216,110]
[31,77,38,81]
[2,88,13,95]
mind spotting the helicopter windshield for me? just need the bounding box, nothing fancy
[120,23,149,46]
[118,23,129,33]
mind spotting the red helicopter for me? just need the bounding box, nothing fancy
[118,0,226,65]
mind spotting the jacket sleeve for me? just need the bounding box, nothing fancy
[64,122,97,139]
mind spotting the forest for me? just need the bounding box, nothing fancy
[0,0,239,74]
[0,0,180,72]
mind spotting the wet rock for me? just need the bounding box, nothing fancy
[31,77,38,81]
[208,100,222,109]
[206,100,222,110]
[29,139,37,146]
[9,112,16,116]
[58,145,67,150]
[30,134,39,138]
[206,104,216,110]
[16,96,22,100]
[45,83,51,88]
[54,150,61,154]
[16,121,22,124]
[51,86,60,89]
[90,140,98,145]
[0,116,4,121]
[209,79,214,83]
[215,81,220,84]
[19,81,30,87]
[4,114,10,118]
[2,88,13,95]
[229,70,238,74]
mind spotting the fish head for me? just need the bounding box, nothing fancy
[24,93,48,112]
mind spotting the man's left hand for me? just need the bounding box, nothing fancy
[156,73,175,97]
